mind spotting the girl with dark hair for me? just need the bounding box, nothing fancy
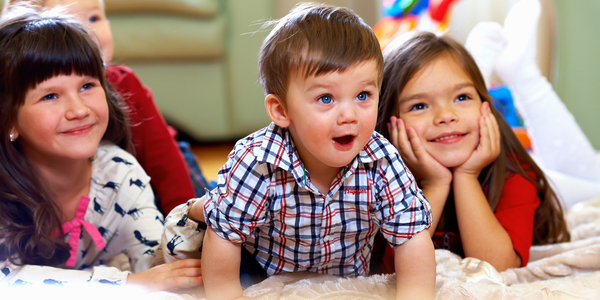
[0,6,201,290]
[374,32,570,272]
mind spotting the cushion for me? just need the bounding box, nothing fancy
[110,15,224,61]
[104,0,218,18]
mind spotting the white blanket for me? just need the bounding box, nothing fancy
[152,197,600,300]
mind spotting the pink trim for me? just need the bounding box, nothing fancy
[60,196,106,267]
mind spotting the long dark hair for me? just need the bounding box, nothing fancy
[0,6,131,266]
[376,32,569,245]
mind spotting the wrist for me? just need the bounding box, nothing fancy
[187,197,206,224]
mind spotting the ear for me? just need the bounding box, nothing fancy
[265,94,290,128]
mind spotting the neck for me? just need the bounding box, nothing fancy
[303,161,342,195]
[30,156,93,222]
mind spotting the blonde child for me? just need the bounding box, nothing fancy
[0,7,201,290]
[163,3,435,300]
[375,31,570,272]
[4,0,198,215]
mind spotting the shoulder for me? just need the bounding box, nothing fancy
[358,132,401,164]
[91,143,150,191]
[105,64,145,95]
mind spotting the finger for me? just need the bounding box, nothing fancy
[389,116,400,148]
[486,106,501,155]
[405,126,429,161]
[396,118,417,162]
[166,258,203,271]
[162,275,204,291]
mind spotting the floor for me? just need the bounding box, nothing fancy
[191,142,235,182]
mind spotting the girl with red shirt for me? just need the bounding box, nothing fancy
[374,32,570,272]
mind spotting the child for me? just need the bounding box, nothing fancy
[4,0,199,215]
[375,31,570,272]
[0,7,202,290]
[163,3,435,300]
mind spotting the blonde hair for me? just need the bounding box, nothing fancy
[258,2,383,104]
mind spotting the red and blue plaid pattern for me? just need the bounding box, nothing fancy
[204,123,431,276]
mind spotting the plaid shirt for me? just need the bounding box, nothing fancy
[204,123,431,276]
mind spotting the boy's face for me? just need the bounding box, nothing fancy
[284,60,379,174]
[46,0,114,64]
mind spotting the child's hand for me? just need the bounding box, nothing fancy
[127,258,203,292]
[454,102,501,177]
[389,116,452,188]
[188,196,206,224]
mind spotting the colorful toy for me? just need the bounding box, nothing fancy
[374,0,462,50]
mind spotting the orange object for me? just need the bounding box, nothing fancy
[513,127,532,151]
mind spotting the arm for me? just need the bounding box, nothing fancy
[202,227,248,300]
[452,103,520,271]
[390,116,452,234]
[394,229,435,300]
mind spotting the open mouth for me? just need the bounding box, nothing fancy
[333,135,354,145]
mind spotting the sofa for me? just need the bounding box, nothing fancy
[105,0,275,141]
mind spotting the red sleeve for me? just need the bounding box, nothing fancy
[106,65,195,214]
[493,171,540,266]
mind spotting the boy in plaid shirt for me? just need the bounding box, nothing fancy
[162,3,435,299]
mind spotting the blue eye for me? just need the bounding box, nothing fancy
[89,16,99,23]
[409,103,427,111]
[81,83,95,91]
[42,94,57,101]
[318,95,333,104]
[356,92,370,101]
[455,94,471,102]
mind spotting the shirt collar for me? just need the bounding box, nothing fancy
[254,123,397,180]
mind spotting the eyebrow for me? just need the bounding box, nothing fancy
[399,82,475,103]
[305,79,378,93]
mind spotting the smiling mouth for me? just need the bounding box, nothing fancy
[429,133,466,142]
[334,135,354,145]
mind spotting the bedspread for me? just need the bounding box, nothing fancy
[148,196,600,300]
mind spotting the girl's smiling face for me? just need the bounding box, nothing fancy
[397,54,483,168]
[12,74,109,164]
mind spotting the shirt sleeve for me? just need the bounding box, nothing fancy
[204,147,271,244]
[106,65,195,215]
[161,199,206,264]
[374,153,432,247]
[0,259,128,286]
[494,171,540,266]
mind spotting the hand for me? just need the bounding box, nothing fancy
[188,196,206,224]
[389,116,452,188]
[453,102,501,177]
[127,258,203,292]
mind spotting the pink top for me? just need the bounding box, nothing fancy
[60,196,106,267]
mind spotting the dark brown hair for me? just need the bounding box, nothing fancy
[258,2,383,104]
[0,6,131,266]
[376,32,569,245]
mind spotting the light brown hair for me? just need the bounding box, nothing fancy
[258,2,383,105]
[376,32,569,245]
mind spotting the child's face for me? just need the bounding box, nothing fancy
[284,60,379,172]
[11,74,109,162]
[396,55,483,168]
[46,0,114,63]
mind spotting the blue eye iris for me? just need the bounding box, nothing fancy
[319,95,333,104]
[356,92,368,101]
[409,103,426,111]
[81,83,94,91]
[42,94,57,101]
[456,94,471,102]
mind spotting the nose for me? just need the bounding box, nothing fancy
[337,100,358,125]
[433,103,459,125]
[64,94,91,120]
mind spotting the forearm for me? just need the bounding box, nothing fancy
[203,227,244,300]
[394,229,435,300]
[420,182,450,237]
[452,172,520,271]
